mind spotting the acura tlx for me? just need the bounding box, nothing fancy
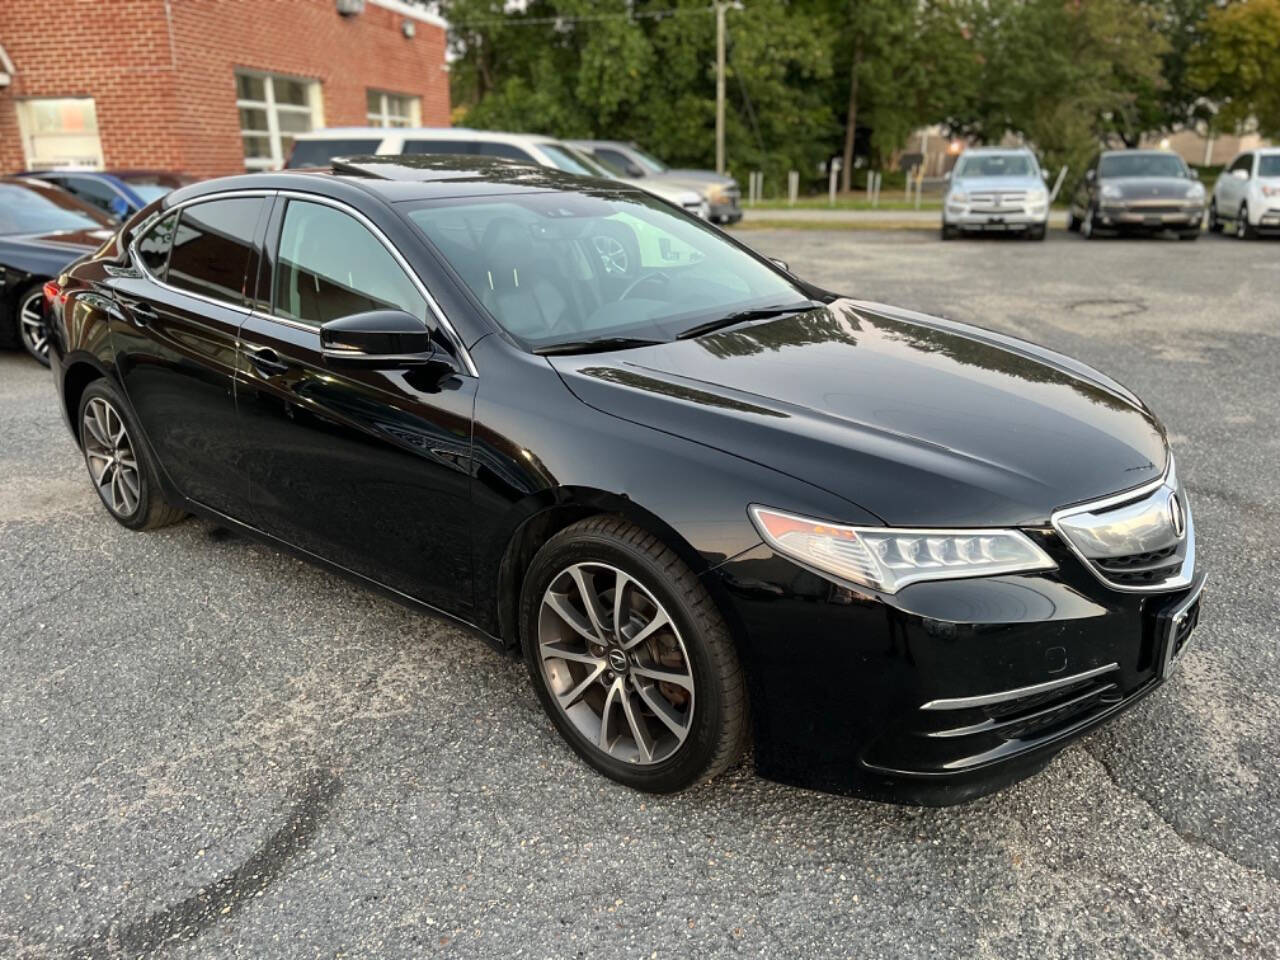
[45,156,1203,804]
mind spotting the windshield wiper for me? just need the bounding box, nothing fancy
[533,336,666,356]
[675,301,817,340]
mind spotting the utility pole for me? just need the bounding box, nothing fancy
[715,1,726,175]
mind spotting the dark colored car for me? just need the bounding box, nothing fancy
[22,170,195,221]
[0,177,116,365]
[46,157,1203,804]
[1068,150,1206,240]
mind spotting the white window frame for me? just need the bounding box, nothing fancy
[235,70,324,171]
[366,90,421,129]
[15,97,105,171]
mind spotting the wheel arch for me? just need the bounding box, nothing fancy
[492,486,717,652]
[61,356,110,446]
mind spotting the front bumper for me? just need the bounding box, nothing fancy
[1098,204,1203,230]
[945,205,1048,231]
[1254,207,1280,231]
[708,533,1204,805]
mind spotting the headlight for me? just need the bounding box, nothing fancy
[1259,184,1280,198]
[1100,184,1123,200]
[1186,182,1205,200]
[948,191,968,204]
[706,185,728,204]
[1027,188,1048,205]
[749,506,1056,593]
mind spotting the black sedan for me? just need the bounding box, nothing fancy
[45,157,1203,804]
[1,177,116,365]
[1068,150,1206,240]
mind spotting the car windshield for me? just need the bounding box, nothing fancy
[1258,155,1280,178]
[629,145,669,174]
[955,154,1035,177]
[1099,153,1187,179]
[405,191,806,351]
[0,181,114,234]
[538,143,602,177]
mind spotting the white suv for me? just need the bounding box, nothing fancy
[942,147,1050,241]
[287,128,709,220]
[1209,148,1280,239]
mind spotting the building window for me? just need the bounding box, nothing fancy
[366,90,420,128]
[236,71,323,171]
[15,98,104,170]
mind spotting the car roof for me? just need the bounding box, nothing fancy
[292,126,564,148]
[1100,149,1181,158]
[159,155,643,208]
[958,146,1034,154]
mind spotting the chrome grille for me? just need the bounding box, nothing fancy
[969,190,1026,208]
[1052,459,1194,593]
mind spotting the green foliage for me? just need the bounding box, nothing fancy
[1188,0,1280,139]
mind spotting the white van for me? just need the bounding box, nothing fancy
[287,127,709,220]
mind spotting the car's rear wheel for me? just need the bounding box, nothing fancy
[18,286,51,367]
[1081,205,1098,239]
[1066,208,1079,232]
[78,380,186,531]
[521,516,747,792]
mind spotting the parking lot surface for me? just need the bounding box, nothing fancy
[2,230,1278,959]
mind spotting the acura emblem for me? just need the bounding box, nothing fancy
[1168,493,1186,539]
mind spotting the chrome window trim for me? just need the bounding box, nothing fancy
[1050,455,1196,594]
[129,187,478,377]
[920,662,1119,712]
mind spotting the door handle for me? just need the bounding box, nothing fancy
[120,298,158,327]
[247,347,290,377]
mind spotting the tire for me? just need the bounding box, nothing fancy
[1178,229,1199,242]
[520,516,748,793]
[1208,199,1223,234]
[17,284,51,367]
[941,223,958,241]
[1066,209,1079,233]
[77,379,186,531]
[1081,205,1098,239]
[1238,204,1258,240]
[1028,225,1047,241]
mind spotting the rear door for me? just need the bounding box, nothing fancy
[235,193,477,614]
[110,194,269,517]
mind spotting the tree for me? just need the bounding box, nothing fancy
[1189,0,1280,139]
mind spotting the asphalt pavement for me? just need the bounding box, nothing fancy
[2,228,1278,959]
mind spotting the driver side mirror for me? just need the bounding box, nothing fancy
[320,309,451,373]
[108,194,130,220]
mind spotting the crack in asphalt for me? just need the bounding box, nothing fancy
[67,767,342,959]
[1084,743,1276,884]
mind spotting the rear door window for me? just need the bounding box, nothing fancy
[167,198,265,304]
[478,142,534,163]
[287,138,384,168]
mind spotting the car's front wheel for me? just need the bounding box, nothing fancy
[521,517,747,792]
[18,285,51,367]
[78,380,186,531]
[1237,203,1258,240]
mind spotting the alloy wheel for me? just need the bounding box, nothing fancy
[1237,205,1247,239]
[536,562,694,765]
[82,397,142,518]
[1081,207,1094,239]
[18,290,49,362]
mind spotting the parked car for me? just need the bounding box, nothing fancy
[46,156,1202,804]
[941,147,1049,240]
[1068,150,1205,240]
[286,127,709,219]
[0,177,116,365]
[569,139,742,225]
[22,170,194,221]
[1208,148,1280,239]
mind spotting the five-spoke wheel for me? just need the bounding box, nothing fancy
[18,288,50,366]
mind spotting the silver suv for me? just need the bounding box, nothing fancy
[942,147,1050,241]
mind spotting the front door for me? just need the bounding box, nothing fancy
[111,195,268,517]
[236,195,477,615]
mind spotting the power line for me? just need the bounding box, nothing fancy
[449,5,715,31]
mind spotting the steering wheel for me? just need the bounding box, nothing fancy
[619,271,670,301]
[592,234,630,275]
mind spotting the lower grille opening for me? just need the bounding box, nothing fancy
[1096,545,1182,585]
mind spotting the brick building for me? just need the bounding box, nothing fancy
[0,0,449,178]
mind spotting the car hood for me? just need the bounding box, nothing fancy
[661,169,737,189]
[1105,177,1198,200]
[549,300,1168,527]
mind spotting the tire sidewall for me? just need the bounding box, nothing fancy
[78,380,155,530]
[520,527,728,793]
